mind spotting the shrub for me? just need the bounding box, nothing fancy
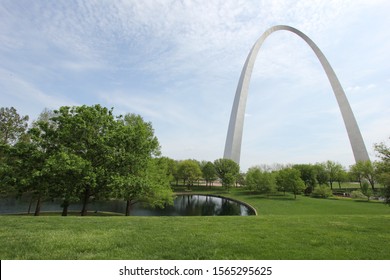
[351,190,366,199]
[311,185,332,198]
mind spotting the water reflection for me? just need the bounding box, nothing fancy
[0,195,255,216]
[149,195,254,216]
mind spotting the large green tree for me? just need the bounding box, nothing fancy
[201,161,217,187]
[177,159,202,187]
[275,168,305,199]
[246,167,275,194]
[213,158,240,190]
[293,164,317,193]
[33,105,118,215]
[7,139,48,216]
[42,151,95,216]
[314,163,329,186]
[350,160,376,190]
[110,113,170,216]
[324,160,344,189]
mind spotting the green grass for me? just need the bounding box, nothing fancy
[1,188,389,260]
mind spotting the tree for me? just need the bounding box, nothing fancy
[111,159,173,216]
[213,158,240,190]
[361,181,372,201]
[177,160,202,187]
[8,139,48,216]
[0,143,16,198]
[246,167,275,194]
[110,113,164,216]
[0,107,29,145]
[374,141,390,162]
[156,157,177,185]
[201,161,217,187]
[335,168,349,188]
[350,161,376,190]
[314,163,329,186]
[293,164,317,193]
[275,168,305,199]
[42,151,95,216]
[324,160,344,189]
[33,105,119,215]
[374,139,390,205]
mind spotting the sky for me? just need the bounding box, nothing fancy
[1,0,389,171]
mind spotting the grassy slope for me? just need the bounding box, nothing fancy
[1,189,389,260]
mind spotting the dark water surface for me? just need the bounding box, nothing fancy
[0,194,255,216]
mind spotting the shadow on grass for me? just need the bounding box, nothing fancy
[5,211,125,217]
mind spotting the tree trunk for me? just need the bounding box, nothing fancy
[62,200,69,216]
[369,179,375,190]
[28,196,34,214]
[338,181,341,188]
[34,196,41,216]
[81,187,90,216]
[125,200,131,216]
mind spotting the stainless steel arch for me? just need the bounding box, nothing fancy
[224,25,369,164]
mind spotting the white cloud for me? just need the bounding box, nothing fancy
[0,68,78,118]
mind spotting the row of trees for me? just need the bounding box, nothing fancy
[169,152,390,203]
[1,106,173,216]
[1,105,389,214]
[162,158,240,190]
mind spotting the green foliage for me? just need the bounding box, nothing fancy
[201,161,217,187]
[42,151,95,216]
[246,167,275,194]
[314,163,329,186]
[374,139,390,205]
[361,181,373,201]
[350,190,366,200]
[109,113,164,215]
[177,159,202,186]
[144,157,174,207]
[0,107,29,145]
[213,158,240,190]
[311,185,333,198]
[324,160,344,189]
[350,160,376,190]
[293,164,317,193]
[2,105,173,216]
[275,168,305,199]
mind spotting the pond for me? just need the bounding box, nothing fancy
[0,194,256,216]
[131,195,255,216]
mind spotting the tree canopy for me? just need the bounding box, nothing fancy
[275,168,305,199]
[0,107,29,145]
[1,105,173,216]
[213,158,240,190]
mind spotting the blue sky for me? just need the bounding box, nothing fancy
[1,0,389,171]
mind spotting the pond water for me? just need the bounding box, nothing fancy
[0,194,255,216]
[134,195,255,216]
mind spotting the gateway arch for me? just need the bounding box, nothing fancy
[224,25,369,164]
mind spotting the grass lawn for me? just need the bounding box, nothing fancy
[1,188,389,260]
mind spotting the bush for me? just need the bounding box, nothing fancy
[351,190,366,199]
[311,185,332,198]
